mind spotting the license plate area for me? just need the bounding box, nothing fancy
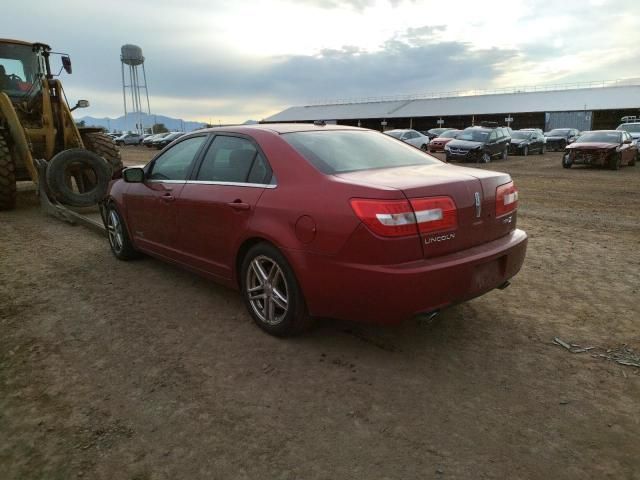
[472,256,506,292]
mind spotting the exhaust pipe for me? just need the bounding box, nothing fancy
[497,280,511,290]
[416,309,440,323]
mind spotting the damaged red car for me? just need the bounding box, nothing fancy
[563,130,638,169]
[103,124,527,336]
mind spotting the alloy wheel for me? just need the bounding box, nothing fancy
[246,255,289,326]
[107,209,124,253]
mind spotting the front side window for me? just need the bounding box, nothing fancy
[197,135,270,184]
[489,131,498,141]
[0,43,43,98]
[148,136,206,180]
[283,130,440,174]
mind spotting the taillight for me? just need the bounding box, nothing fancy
[496,181,518,217]
[350,197,458,237]
[410,197,457,234]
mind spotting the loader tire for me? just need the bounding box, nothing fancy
[0,134,17,211]
[81,132,123,173]
[46,149,111,207]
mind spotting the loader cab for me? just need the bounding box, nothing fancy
[0,40,50,101]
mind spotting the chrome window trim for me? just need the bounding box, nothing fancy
[147,179,277,189]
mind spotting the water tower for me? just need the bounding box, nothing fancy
[120,44,151,134]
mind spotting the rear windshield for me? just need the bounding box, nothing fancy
[511,132,531,139]
[440,130,459,139]
[576,132,620,143]
[456,129,490,142]
[384,131,402,139]
[282,130,440,174]
[617,124,640,133]
[547,129,570,136]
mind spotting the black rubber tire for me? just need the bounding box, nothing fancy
[608,152,621,170]
[541,144,546,154]
[45,149,111,207]
[562,154,572,168]
[0,134,16,211]
[81,132,123,173]
[420,144,428,151]
[502,146,508,160]
[445,154,451,163]
[105,203,139,260]
[481,152,491,163]
[630,152,637,166]
[523,145,529,157]
[240,242,313,337]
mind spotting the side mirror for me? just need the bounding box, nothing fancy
[123,167,145,183]
[70,99,89,112]
[61,56,72,74]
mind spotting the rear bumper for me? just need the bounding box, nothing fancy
[288,229,528,324]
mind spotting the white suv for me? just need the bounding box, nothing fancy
[115,133,142,146]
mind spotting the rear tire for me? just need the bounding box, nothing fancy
[240,242,313,337]
[0,134,16,211]
[81,132,123,173]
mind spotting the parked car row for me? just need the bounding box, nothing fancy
[104,132,186,148]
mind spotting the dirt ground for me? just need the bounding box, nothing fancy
[1,145,639,479]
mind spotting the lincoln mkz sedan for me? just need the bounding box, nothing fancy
[102,124,527,336]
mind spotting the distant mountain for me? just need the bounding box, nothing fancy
[75,112,206,133]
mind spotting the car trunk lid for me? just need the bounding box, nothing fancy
[337,163,515,258]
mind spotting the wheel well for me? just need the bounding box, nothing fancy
[235,237,272,288]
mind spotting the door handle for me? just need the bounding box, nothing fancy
[227,201,250,210]
[160,193,175,202]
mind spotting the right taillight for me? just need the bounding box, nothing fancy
[350,196,458,237]
[496,181,518,217]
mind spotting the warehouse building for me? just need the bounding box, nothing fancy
[263,79,640,132]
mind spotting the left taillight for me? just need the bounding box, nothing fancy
[350,196,458,237]
[496,181,518,217]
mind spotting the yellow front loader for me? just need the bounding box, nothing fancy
[0,38,121,211]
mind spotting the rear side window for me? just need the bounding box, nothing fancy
[283,130,439,174]
[197,135,270,184]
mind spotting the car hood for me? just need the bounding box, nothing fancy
[447,140,483,149]
[510,138,528,145]
[545,135,568,141]
[432,137,454,143]
[566,142,617,150]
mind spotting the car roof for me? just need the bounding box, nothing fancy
[619,122,640,126]
[196,123,365,135]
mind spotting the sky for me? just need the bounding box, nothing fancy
[3,0,639,123]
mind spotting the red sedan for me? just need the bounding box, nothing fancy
[428,129,461,153]
[103,124,527,336]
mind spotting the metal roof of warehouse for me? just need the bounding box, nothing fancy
[264,82,640,122]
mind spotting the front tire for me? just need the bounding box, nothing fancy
[241,243,312,336]
[562,153,572,168]
[420,144,428,152]
[105,203,139,260]
[608,152,621,170]
[0,134,17,211]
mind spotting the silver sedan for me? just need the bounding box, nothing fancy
[384,129,430,151]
